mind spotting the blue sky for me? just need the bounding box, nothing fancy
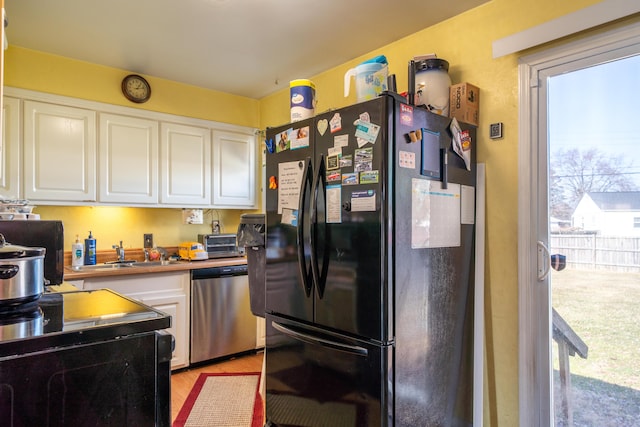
[548,53,640,187]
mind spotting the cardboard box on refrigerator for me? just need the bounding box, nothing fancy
[449,83,479,126]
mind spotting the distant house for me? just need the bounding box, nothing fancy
[571,192,640,236]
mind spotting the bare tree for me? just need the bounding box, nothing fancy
[550,148,637,219]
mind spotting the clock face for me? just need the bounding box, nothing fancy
[122,74,151,103]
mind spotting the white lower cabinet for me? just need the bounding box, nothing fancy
[80,272,190,370]
[256,316,265,349]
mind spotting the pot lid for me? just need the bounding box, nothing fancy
[0,234,46,259]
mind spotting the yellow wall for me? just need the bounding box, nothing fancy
[4,47,262,251]
[5,0,638,424]
[259,0,631,425]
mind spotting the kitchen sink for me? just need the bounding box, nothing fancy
[71,263,135,271]
[70,260,180,271]
[131,260,179,267]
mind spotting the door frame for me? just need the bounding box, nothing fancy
[518,22,640,426]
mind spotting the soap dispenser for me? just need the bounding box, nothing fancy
[72,235,84,268]
[84,231,97,265]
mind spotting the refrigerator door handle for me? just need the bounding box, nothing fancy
[310,153,330,299]
[297,157,314,297]
[272,321,368,357]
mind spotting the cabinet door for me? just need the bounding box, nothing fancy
[0,97,21,199]
[141,293,189,370]
[160,122,211,206]
[23,101,96,201]
[80,272,190,370]
[256,316,266,349]
[99,113,159,204]
[212,130,256,207]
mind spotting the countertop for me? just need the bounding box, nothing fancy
[63,256,248,280]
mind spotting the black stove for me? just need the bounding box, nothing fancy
[0,289,172,426]
[0,289,170,357]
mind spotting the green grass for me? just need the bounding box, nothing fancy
[551,269,640,388]
[551,269,640,425]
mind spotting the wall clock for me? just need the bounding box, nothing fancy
[121,74,151,103]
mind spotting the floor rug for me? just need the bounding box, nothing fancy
[173,372,263,427]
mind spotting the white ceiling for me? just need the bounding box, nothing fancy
[4,0,488,99]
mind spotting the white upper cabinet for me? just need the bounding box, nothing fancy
[0,97,21,199]
[212,130,256,208]
[5,87,258,208]
[23,100,96,202]
[160,122,211,206]
[98,113,159,204]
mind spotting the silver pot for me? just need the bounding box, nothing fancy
[0,234,46,305]
[0,307,44,339]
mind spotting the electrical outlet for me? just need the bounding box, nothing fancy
[144,233,153,248]
[212,220,221,234]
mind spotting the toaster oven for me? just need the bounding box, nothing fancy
[198,234,243,258]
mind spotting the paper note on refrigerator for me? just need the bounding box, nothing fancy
[411,179,461,248]
[278,161,306,215]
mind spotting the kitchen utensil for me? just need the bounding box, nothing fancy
[344,55,388,102]
[0,234,46,305]
[0,304,43,339]
[413,58,451,115]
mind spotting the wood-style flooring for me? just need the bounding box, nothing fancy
[170,351,264,423]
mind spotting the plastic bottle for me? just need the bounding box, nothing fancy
[84,231,97,265]
[72,235,84,268]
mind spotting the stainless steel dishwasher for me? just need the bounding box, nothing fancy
[190,264,257,364]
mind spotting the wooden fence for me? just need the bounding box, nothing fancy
[550,234,640,273]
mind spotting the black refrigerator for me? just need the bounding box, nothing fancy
[264,94,476,426]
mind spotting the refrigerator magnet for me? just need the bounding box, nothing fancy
[360,170,379,184]
[281,208,298,227]
[317,119,329,135]
[354,147,373,172]
[399,151,416,169]
[291,126,310,150]
[339,154,352,168]
[269,176,278,189]
[276,129,292,153]
[342,173,359,185]
[355,120,381,145]
[400,103,414,126]
[326,171,342,183]
[328,146,342,157]
[265,138,275,153]
[351,190,376,212]
[326,155,339,170]
[334,134,349,147]
[326,185,342,223]
[330,113,342,133]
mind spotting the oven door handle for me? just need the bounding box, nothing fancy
[272,321,368,357]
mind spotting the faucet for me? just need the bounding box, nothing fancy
[112,241,125,262]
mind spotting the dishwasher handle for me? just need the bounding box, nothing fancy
[192,264,248,280]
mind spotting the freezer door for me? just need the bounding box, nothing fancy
[265,314,392,427]
[311,98,392,342]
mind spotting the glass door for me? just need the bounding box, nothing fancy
[547,54,640,427]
